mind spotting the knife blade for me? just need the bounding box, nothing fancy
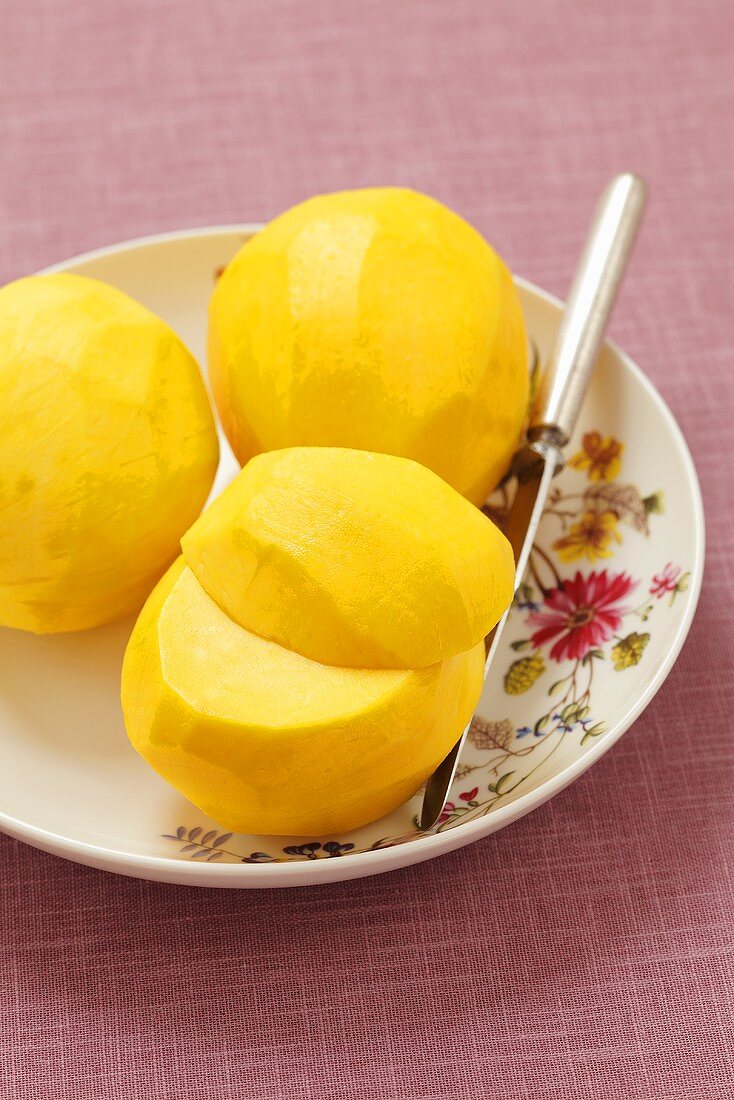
[419,172,647,831]
[418,443,562,830]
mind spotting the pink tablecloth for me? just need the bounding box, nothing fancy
[1,2,732,1097]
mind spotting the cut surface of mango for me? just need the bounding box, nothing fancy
[122,560,485,836]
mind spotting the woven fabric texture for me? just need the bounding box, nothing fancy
[1,2,732,1097]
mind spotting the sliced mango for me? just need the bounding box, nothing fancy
[182,447,513,670]
[122,560,485,836]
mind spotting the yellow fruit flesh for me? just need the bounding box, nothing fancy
[209,187,528,505]
[122,561,485,836]
[0,273,219,633]
[182,447,514,669]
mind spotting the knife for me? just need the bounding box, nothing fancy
[420,172,648,831]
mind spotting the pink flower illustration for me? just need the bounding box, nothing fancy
[650,563,681,598]
[528,570,637,662]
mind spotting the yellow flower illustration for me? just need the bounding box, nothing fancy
[611,632,650,670]
[504,653,545,695]
[569,431,624,482]
[553,510,622,563]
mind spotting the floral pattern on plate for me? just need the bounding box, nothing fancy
[163,428,690,863]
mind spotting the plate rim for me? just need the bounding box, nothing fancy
[0,224,706,886]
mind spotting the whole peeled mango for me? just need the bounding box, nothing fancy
[0,273,219,633]
[209,187,529,506]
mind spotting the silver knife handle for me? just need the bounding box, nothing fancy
[529,173,647,447]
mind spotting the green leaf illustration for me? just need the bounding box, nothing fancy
[534,713,550,735]
[582,648,605,665]
[643,491,665,515]
[581,722,607,745]
[491,772,515,795]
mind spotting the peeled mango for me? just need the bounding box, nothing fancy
[181,447,514,669]
[122,448,514,836]
[209,187,528,505]
[122,559,486,836]
[0,273,219,633]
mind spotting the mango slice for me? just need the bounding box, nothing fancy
[182,448,514,670]
[122,560,485,836]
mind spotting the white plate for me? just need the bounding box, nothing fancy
[0,226,705,887]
